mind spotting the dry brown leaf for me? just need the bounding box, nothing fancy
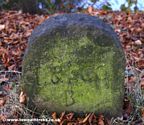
[137,60,144,69]
[0,24,5,30]
[135,40,142,45]
[88,113,96,125]
[87,6,93,14]
[0,10,144,124]
[98,114,104,125]
[66,113,74,121]
[60,112,65,121]
[0,97,6,107]
[79,113,91,124]
[52,112,57,120]
[0,114,7,121]
[0,77,9,83]
[141,107,144,118]
[141,80,144,88]
[19,91,27,104]
[128,76,136,83]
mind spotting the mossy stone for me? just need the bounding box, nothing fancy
[22,13,125,117]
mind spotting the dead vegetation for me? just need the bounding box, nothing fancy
[0,10,144,124]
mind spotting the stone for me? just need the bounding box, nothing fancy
[22,13,125,117]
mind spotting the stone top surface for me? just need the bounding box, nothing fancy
[28,13,121,49]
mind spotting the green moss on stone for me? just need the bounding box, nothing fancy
[32,36,117,112]
[22,32,124,116]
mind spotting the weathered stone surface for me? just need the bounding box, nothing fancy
[22,13,125,117]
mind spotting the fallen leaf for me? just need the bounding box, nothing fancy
[60,112,65,121]
[0,114,7,121]
[87,6,93,14]
[79,113,91,124]
[98,114,104,125]
[141,107,144,119]
[19,91,27,104]
[0,97,6,107]
[88,113,96,124]
[3,84,12,91]
[135,40,142,45]
[52,112,57,120]
[0,77,9,83]
[141,80,144,88]
[0,24,5,30]
[137,60,144,69]
[66,113,74,121]
[128,76,136,83]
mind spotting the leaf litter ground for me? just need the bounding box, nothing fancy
[0,10,144,125]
